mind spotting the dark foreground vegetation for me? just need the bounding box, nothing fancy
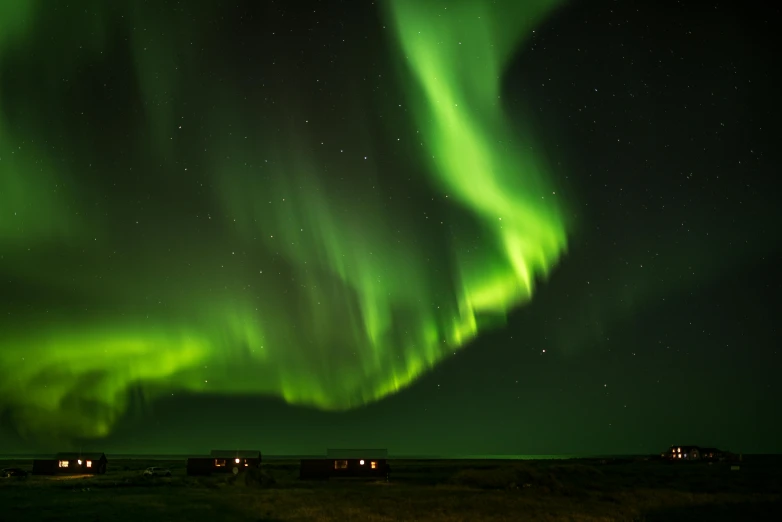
[1,456,780,521]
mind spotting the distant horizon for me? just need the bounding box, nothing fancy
[3,452,776,460]
[2,452,579,458]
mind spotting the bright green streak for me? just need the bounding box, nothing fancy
[0,1,567,444]
[387,0,567,315]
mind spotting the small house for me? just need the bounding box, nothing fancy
[32,452,107,475]
[300,449,390,480]
[186,449,261,476]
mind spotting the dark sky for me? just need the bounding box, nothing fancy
[0,0,779,456]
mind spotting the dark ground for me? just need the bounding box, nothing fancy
[0,456,780,521]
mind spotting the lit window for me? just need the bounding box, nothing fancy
[59,460,69,468]
[370,461,377,469]
[86,461,92,468]
[77,459,82,465]
[215,459,226,467]
[678,454,682,459]
[244,463,249,467]
[235,458,240,464]
[334,460,348,469]
[677,448,681,453]
[360,460,365,465]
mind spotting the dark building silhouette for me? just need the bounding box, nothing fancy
[32,452,108,475]
[300,449,390,480]
[186,449,261,476]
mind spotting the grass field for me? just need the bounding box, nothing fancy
[0,456,779,521]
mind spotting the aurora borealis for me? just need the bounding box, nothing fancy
[1,0,780,455]
[0,0,568,443]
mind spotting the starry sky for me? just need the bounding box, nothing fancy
[0,0,779,456]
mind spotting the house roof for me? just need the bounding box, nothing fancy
[327,448,388,459]
[209,450,261,459]
[54,452,106,460]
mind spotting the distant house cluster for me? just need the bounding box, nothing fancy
[26,447,392,481]
[664,445,736,462]
[29,450,265,477]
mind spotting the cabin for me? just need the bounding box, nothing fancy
[300,449,390,480]
[32,452,107,475]
[186,449,262,476]
[665,445,731,462]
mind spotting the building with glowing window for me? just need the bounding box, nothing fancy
[32,452,108,475]
[186,449,262,476]
[300,448,390,480]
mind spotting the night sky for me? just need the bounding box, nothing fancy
[1,0,779,456]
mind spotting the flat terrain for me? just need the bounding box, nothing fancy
[0,456,780,521]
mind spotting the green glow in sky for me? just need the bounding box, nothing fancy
[387,0,567,314]
[0,0,567,444]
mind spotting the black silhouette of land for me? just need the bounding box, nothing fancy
[1,455,780,521]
